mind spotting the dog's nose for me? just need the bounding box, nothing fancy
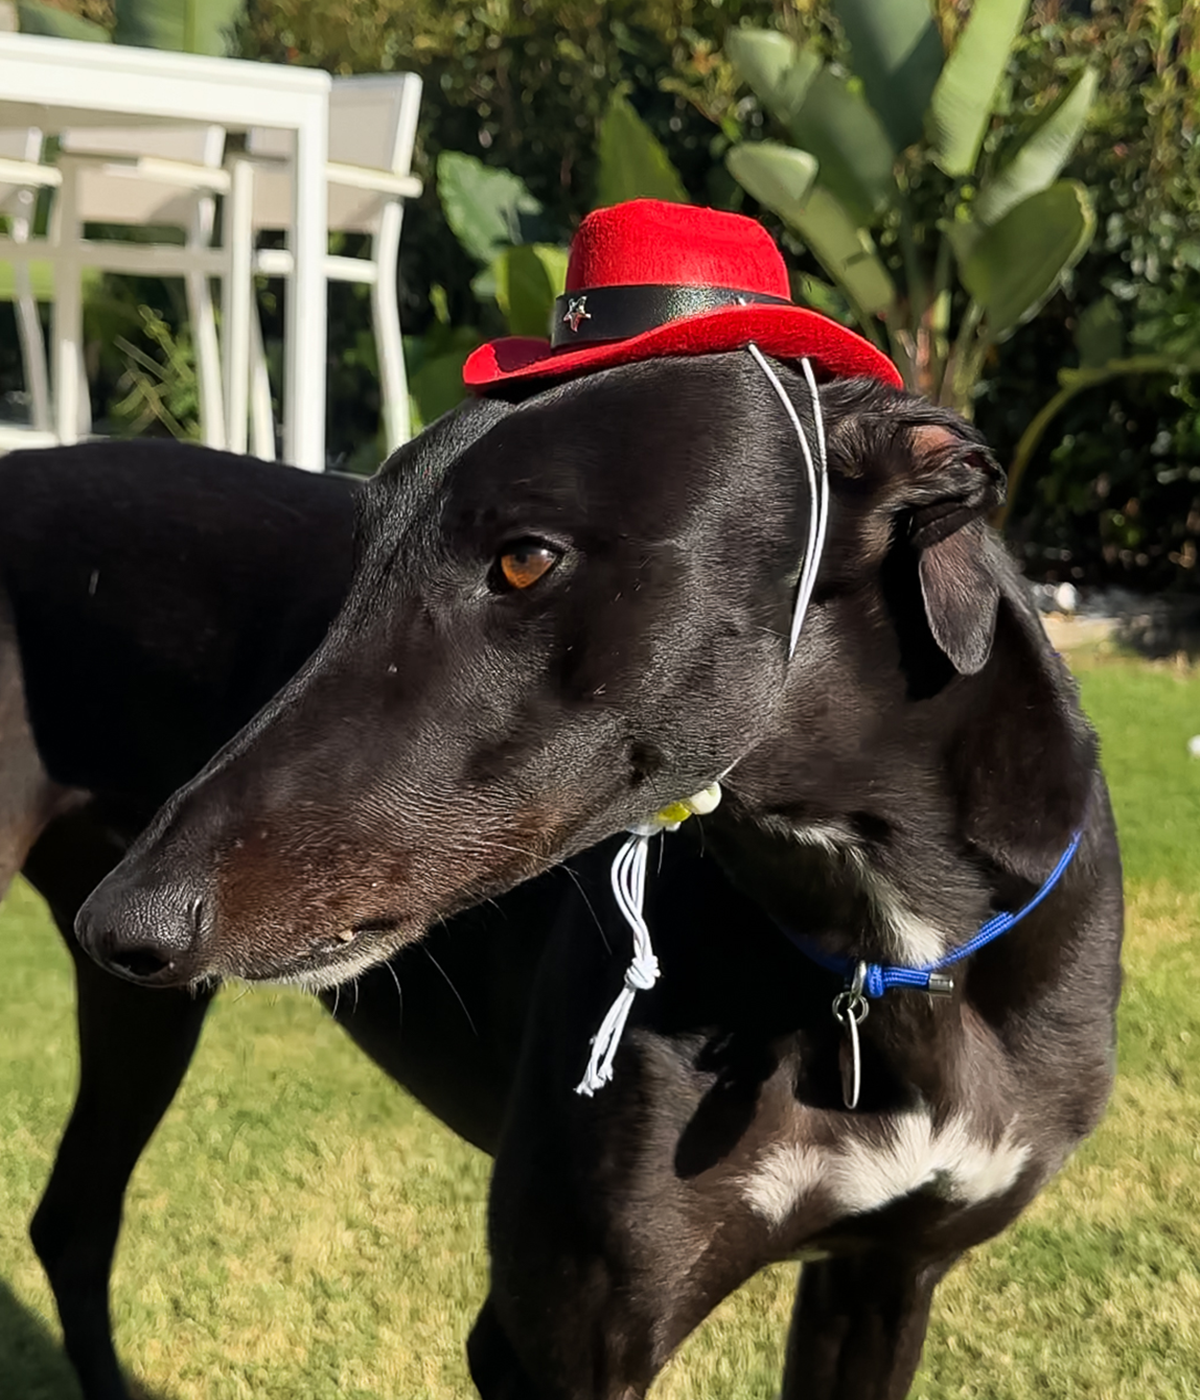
[76,872,212,986]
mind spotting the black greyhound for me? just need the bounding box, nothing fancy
[80,356,1124,1400]
[0,434,555,1400]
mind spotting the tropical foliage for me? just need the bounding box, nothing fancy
[5,0,1200,591]
[410,91,683,430]
[724,0,1097,412]
[979,0,1200,590]
[16,0,244,52]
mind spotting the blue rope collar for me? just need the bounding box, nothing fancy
[779,825,1085,1000]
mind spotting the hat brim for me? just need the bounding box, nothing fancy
[463,303,902,391]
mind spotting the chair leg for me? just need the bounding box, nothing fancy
[186,269,226,450]
[222,156,255,455]
[186,195,226,450]
[14,267,52,434]
[10,201,53,435]
[370,201,411,453]
[49,173,83,446]
[248,298,276,461]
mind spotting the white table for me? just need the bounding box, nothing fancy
[0,33,331,470]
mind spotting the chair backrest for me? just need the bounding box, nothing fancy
[0,126,41,163]
[59,126,226,230]
[60,124,225,167]
[329,73,422,176]
[0,127,45,219]
[245,73,422,237]
[248,73,421,177]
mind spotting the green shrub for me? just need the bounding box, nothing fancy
[9,0,1199,597]
[977,0,1200,591]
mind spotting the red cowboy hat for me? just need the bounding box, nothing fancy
[462,199,901,392]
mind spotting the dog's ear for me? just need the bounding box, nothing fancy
[906,426,1006,676]
[916,519,998,675]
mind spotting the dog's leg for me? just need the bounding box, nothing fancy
[781,1250,959,1400]
[24,818,213,1400]
[0,589,72,902]
[31,940,212,1400]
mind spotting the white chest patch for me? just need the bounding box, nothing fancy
[859,867,948,966]
[741,1142,825,1229]
[743,1110,1030,1230]
[789,824,949,966]
[791,823,859,859]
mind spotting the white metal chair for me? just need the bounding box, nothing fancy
[226,73,423,458]
[0,126,60,448]
[49,123,230,447]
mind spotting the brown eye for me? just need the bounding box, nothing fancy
[497,542,559,591]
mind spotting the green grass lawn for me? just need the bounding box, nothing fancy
[1,648,1198,1399]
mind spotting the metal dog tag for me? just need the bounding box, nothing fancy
[832,962,869,1111]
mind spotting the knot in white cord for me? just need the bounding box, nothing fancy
[575,829,656,1095]
[624,952,659,992]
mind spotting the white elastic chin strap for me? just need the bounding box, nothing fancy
[575,347,830,1095]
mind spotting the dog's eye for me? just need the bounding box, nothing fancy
[495,542,559,591]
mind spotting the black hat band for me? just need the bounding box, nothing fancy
[550,283,790,350]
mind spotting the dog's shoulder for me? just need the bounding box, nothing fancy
[0,441,357,553]
[0,442,360,798]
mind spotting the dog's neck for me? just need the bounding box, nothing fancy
[697,797,976,972]
[700,572,1095,972]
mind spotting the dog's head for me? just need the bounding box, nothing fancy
[76,354,1007,988]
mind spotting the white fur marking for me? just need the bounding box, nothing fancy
[828,1110,1030,1216]
[743,1110,1030,1228]
[789,824,948,964]
[791,823,859,859]
[860,866,948,966]
[742,1142,825,1228]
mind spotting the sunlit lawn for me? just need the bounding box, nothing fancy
[1,646,1198,1398]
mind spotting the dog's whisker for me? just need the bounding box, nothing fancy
[384,959,404,1027]
[559,862,609,953]
[421,946,478,1037]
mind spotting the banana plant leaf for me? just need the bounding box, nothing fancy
[595,92,688,208]
[113,0,245,55]
[724,27,820,129]
[725,141,818,225]
[787,186,895,323]
[832,0,943,152]
[960,180,1094,339]
[794,272,852,324]
[788,67,896,226]
[437,153,548,266]
[729,142,894,325]
[492,243,569,338]
[928,0,1031,176]
[17,0,111,40]
[972,66,1097,228]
